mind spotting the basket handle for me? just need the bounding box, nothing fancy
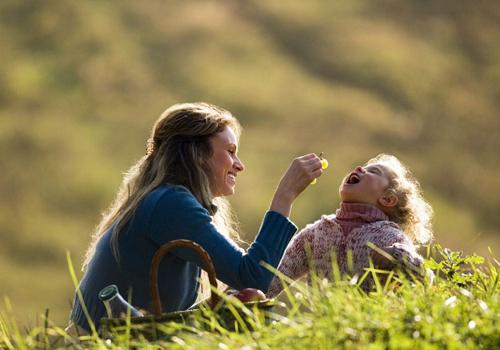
[149,239,219,317]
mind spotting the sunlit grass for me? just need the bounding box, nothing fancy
[1,245,498,349]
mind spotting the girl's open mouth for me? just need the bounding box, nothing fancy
[346,173,361,184]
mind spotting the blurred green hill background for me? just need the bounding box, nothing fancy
[1,0,499,326]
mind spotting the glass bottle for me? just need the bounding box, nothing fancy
[98,284,144,318]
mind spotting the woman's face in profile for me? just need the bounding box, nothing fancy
[207,126,245,197]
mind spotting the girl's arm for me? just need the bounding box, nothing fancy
[370,227,432,283]
[266,222,318,298]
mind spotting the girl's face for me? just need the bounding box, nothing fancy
[207,126,245,197]
[339,163,393,207]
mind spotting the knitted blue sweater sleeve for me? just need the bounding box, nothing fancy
[146,186,297,291]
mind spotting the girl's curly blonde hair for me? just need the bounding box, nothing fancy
[365,154,433,245]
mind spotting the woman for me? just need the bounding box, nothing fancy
[69,102,323,332]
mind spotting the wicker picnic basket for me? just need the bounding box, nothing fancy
[99,239,276,339]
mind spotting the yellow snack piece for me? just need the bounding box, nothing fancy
[311,153,329,185]
[321,158,329,169]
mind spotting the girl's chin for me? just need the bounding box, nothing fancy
[339,192,360,203]
[339,187,354,198]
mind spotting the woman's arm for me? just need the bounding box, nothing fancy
[270,154,323,217]
[146,153,322,292]
[147,186,297,292]
[266,222,319,298]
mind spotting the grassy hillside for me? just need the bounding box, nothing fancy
[1,0,499,326]
[1,245,499,349]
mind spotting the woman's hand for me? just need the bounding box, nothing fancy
[270,153,323,217]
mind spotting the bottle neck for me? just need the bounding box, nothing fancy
[101,291,143,318]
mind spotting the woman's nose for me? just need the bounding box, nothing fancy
[354,166,365,173]
[234,157,245,172]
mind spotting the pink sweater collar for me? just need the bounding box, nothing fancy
[335,202,389,224]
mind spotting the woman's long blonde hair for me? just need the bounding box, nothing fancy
[83,102,242,269]
[366,154,433,245]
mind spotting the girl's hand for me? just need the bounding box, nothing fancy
[270,153,323,217]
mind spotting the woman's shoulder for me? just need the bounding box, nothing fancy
[147,184,199,205]
[150,183,191,197]
[142,184,207,218]
[143,185,212,241]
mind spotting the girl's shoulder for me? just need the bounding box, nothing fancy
[314,214,341,229]
[299,214,342,236]
[319,213,339,226]
[315,216,400,232]
[354,220,412,244]
[363,220,401,231]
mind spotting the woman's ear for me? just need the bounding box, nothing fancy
[378,192,398,208]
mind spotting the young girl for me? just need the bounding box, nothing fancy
[267,154,433,297]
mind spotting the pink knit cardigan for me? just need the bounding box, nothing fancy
[267,203,426,297]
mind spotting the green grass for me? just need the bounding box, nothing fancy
[1,245,498,349]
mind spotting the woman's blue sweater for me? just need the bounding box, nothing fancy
[70,185,297,331]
